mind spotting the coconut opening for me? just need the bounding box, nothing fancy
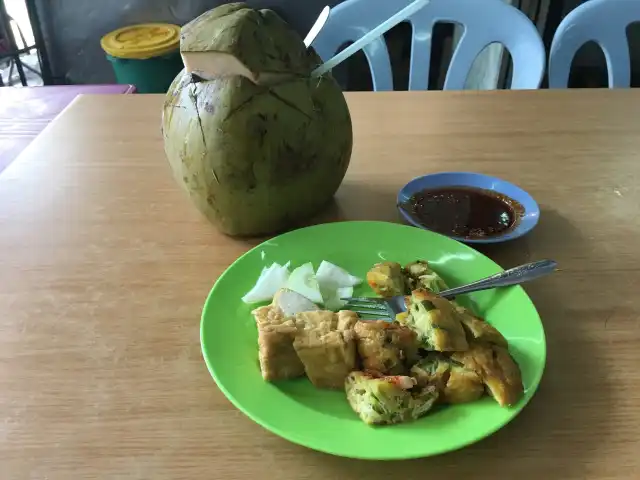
[181,51,302,85]
[181,51,257,82]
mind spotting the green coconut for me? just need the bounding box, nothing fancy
[162,2,352,236]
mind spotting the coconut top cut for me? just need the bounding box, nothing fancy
[180,2,319,84]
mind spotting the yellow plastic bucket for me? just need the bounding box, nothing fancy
[101,23,183,93]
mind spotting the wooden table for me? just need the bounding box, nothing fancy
[0,85,136,174]
[1,90,639,479]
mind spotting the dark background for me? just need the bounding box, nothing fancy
[21,0,640,88]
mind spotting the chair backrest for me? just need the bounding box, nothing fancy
[310,0,545,91]
[549,0,640,88]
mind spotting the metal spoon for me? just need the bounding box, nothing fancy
[437,259,558,298]
[304,6,330,48]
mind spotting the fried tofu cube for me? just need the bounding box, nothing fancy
[295,310,338,333]
[292,310,361,389]
[252,303,306,382]
[337,310,359,331]
[253,306,361,385]
[353,320,419,375]
[252,303,288,328]
[293,329,356,389]
[257,320,305,381]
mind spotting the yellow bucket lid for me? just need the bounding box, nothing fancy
[101,23,181,59]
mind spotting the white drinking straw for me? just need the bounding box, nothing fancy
[311,0,431,77]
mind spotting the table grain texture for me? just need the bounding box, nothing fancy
[1,90,639,479]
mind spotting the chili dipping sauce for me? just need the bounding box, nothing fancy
[402,186,524,239]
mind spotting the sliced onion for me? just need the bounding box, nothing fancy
[241,263,290,304]
[286,262,323,304]
[316,261,362,288]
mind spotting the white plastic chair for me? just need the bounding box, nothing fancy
[310,0,546,91]
[549,0,640,88]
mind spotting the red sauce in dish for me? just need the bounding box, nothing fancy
[402,186,524,239]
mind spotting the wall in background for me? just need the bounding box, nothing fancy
[34,0,525,90]
[34,0,339,84]
[33,0,640,87]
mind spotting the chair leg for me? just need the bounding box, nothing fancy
[25,0,53,84]
[0,2,28,85]
[23,62,41,76]
[8,59,15,83]
[12,18,29,53]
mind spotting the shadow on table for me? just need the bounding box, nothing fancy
[232,181,403,248]
[290,207,612,479]
[477,206,581,267]
[309,181,402,225]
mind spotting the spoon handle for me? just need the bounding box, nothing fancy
[440,259,557,299]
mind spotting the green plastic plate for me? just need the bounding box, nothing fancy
[201,221,546,459]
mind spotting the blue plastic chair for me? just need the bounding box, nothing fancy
[549,0,640,88]
[310,0,546,90]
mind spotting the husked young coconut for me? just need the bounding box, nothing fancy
[162,3,352,236]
